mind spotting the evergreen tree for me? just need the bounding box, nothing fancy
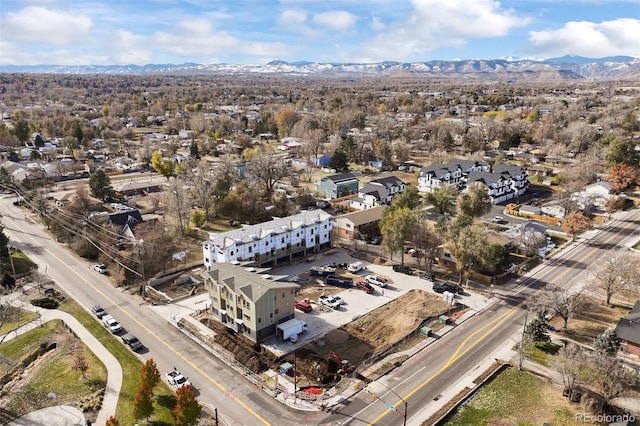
[594,329,621,355]
[525,312,550,342]
[88,169,115,201]
[0,225,10,262]
[329,151,349,172]
[1,273,15,290]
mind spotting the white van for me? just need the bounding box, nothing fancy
[347,261,365,273]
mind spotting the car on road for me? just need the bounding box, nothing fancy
[121,333,143,352]
[432,282,464,295]
[418,272,436,282]
[166,369,191,388]
[369,236,382,245]
[94,264,108,274]
[294,301,312,313]
[91,304,106,318]
[355,281,374,294]
[392,264,413,275]
[491,216,504,224]
[102,314,123,334]
[365,275,389,288]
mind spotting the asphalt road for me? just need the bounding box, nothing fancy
[316,206,640,425]
[3,190,638,426]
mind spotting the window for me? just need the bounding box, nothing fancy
[230,251,234,256]
[275,309,279,314]
[282,292,285,298]
[311,229,314,235]
[270,313,273,318]
[266,241,269,246]
[258,318,261,323]
[248,246,252,253]
[281,237,285,243]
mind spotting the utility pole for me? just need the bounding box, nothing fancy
[519,311,529,370]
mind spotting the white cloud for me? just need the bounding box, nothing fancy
[370,16,386,32]
[354,0,530,62]
[527,18,640,58]
[152,18,239,57]
[278,9,307,26]
[312,11,356,31]
[110,30,152,65]
[2,6,92,45]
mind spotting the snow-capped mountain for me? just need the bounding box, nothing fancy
[2,57,639,81]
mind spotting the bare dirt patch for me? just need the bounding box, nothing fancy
[197,289,456,386]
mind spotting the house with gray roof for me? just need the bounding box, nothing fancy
[417,159,489,193]
[317,172,359,199]
[350,175,406,210]
[203,263,300,342]
[615,301,640,357]
[202,210,333,268]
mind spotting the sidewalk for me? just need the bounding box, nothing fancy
[1,291,121,426]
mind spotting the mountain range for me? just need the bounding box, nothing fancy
[2,56,639,81]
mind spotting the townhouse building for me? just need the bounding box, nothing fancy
[349,176,407,210]
[202,263,299,342]
[202,210,333,268]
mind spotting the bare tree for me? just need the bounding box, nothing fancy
[72,343,89,379]
[164,177,192,235]
[587,352,638,413]
[593,254,639,305]
[411,220,442,272]
[531,284,588,331]
[246,150,290,198]
[553,342,589,400]
[188,159,214,221]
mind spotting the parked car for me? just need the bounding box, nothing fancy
[91,304,106,318]
[102,314,123,334]
[369,236,382,245]
[93,264,107,274]
[355,281,374,294]
[319,295,341,309]
[392,264,413,275]
[365,275,389,288]
[294,301,313,313]
[432,282,464,295]
[121,333,143,352]
[418,272,436,282]
[491,216,504,224]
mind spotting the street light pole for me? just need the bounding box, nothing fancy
[366,381,408,426]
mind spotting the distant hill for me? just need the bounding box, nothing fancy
[2,57,639,81]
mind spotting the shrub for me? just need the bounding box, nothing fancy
[30,297,60,309]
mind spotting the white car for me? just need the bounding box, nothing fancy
[94,264,107,274]
[102,315,123,334]
[491,216,504,223]
[319,295,342,309]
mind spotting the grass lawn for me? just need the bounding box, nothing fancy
[0,306,39,334]
[58,299,176,425]
[525,341,562,367]
[445,367,582,426]
[8,249,37,274]
[0,320,106,418]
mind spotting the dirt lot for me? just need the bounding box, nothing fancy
[198,289,454,386]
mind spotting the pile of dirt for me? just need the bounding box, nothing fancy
[197,317,278,373]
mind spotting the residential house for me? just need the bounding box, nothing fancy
[317,172,359,199]
[203,263,300,342]
[491,164,529,198]
[465,172,513,204]
[615,301,640,357]
[350,176,406,210]
[417,160,489,193]
[368,158,386,170]
[108,210,143,239]
[334,205,387,240]
[54,192,102,211]
[202,210,333,268]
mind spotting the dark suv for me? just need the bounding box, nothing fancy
[121,333,143,352]
[432,282,464,295]
[392,264,413,275]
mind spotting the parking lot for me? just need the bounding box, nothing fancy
[261,248,488,356]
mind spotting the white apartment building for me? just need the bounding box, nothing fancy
[202,210,333,268]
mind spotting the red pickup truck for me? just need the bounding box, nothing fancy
[355,281,374,294]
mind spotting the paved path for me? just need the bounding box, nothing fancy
[1,292,122,426]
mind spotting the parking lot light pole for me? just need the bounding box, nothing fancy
[365,381,408,426]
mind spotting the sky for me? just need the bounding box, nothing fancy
[1,0,639,66]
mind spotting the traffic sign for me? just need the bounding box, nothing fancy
[384,402,397,411]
